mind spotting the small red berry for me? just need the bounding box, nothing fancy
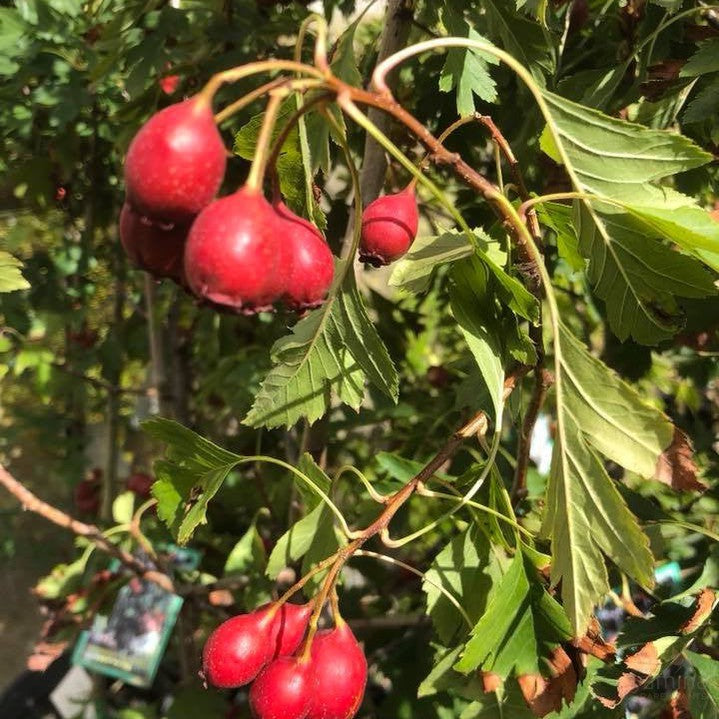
[202,607,275,688]
[307,622,367,719]
[250,656,312,719]
[119,203,187,282]
[124,96,226,223]
[273,202,334,309]
[359,185,419,266]
[159,74,181,95]
[184,187,286,313]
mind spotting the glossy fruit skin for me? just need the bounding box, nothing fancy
[250,656,312,719]
[273,202,334,310]
[268,602,313,657]
[202,607,275,688]
[359,186,419,266]
[119,203,187,282]
[307,623,367,719]
[124,96,226,222]
[184,187,287,313]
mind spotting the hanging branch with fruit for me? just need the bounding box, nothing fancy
[2,3,719,718]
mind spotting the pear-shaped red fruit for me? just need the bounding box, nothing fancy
[119,203,187,282]
[202,606,276,688]
[184,187,287,313]
[250,656,312,719]
[273,202,334,309]
[124,96,226,223]
[269,601,313,657]
[307,622,367,719]
[202,602,312,689]
[359,185,418,266]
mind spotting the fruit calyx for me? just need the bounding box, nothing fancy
[124,95,226,223]
[272,201,334,310]
[184,186,287,314]
[359,184,419,266]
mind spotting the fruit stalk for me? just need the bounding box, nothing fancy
[246,90,287,191]
[199,59,325,105]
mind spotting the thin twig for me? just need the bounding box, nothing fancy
[474,114,542,243]
[0,463,174,592]
[511,368,554,504]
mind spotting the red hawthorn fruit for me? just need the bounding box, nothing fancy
[273,201,334,309]
[124,96,226,223]
[73,470,102,516]
[202,602,311,689]
[250,656,312,719]
[184,187,287,313]
[126,472,154,498]
[119,203,188,283]
[203,608,275,688]
[359,185,419,266]
[307,622,367,719]
[268,602,313,658]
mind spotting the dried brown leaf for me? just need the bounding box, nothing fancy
[660,687,691,719]
[517,647,577,717]
[680,587,717,634]
[654,428,705,492]
[624,642,660,675]
[480,671,502,693]
[573,616,616,662]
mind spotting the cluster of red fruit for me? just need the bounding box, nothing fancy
[203,601,367,719]
[119,93,421,314]
[119,96,335,313]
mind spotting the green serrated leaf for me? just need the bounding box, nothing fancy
[540,90,712,204]
[542,324,660,633]
[295,453,331,508]
[622,201,719,274]
[574,202,716,344]
[0,251,29,292]
[224,519,265,576]
[680,39,719,78]
[687,651,719,719]
[330,16,362,87]
[537,202,584,271]
[450,265,504,421]
[244,272,398,429]
[390,230,474,293]
[440,10,498,115]
[423,528,507,644]
[143,419,240,543]
[683,74,719,125]
[455,552,571,677]
[478,1,554,85]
